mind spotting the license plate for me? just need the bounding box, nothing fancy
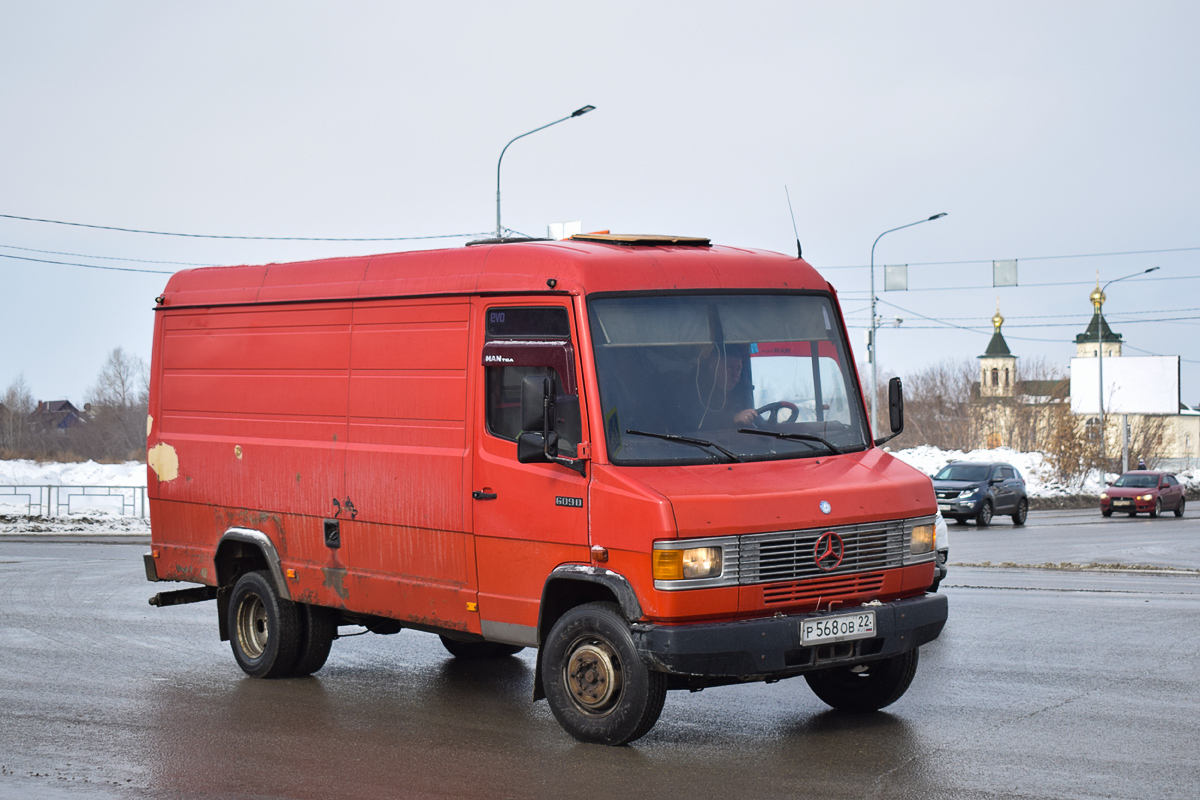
[800,610,876,645]
[1113,499,1131,506]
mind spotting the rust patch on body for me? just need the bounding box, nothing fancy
[322,567,350,600]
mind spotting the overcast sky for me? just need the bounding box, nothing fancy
[2,1,1198,407]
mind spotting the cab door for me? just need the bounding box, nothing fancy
[469,299,591,646]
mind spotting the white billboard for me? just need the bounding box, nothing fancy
[1070,355,1180,415]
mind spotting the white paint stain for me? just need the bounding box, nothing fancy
[147,442,179,482]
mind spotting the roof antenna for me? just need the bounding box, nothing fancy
[784,185,802,259]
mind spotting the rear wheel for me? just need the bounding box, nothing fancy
[228,570,301,678]
[440,636,524,659]
[976,501,993,527]
[805,649,920,712]
[289,603,336,677]
[1151,498,1162,518]
[1176,497,1186,518]
[542,602,667,745]
[1012,498,1028,526]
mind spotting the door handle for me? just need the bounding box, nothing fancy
[472,491,498,501]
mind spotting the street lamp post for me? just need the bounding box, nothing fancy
[869,213,947,436]
[1095,266,1160,469]
[495,105,596,239]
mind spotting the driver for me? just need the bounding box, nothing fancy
[692,344,757,428]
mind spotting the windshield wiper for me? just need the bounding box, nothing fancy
[625,430,743,463]
[737,428,842,455]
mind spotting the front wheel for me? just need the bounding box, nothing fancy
[1012,497,1028,526]
[805,649,920,712]
[1151,498,1162,518]
[1175,497,1186,518]
[976,500,993,527]
[1101,508,1113,518]
[228,570,301,678]
[542,602,667,746]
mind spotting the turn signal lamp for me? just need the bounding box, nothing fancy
[910,524,935,555]
[653,547,723,580]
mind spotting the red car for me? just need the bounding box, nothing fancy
[1101,471,1187,518]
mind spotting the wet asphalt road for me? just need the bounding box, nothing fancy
[1,528,1199,799]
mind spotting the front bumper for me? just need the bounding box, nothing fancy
[1103,496,1154,512]
[630,593,947,680]
[939,496,982,516]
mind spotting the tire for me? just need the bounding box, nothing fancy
[542,601,667,746]
[228,570,301,678]
[1012,497,1028,526]
[440,636,524,659]
[805,649,920,712]
[976,500,993,527]
[1151,498,1161,518]
[1175,497,1186,518]
[953,517,968,525]
[1101,508,1112,518]
[928,577,941,593]
[289,603,336,677]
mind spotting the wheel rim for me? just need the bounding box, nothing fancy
[564,637,623,714]
[236,593,269,659]
[980,504,992,524]
[1155,499,1161,516]
[1017,500,1027,522]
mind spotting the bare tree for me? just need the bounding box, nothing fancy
[83,348,150,461]
[0,375,36,456]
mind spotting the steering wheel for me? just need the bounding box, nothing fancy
[755,401,800,424]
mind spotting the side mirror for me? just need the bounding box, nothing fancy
[521,375,554,433]
[518,431,558,463]
[887,376,904,433]
[874,376,905,446]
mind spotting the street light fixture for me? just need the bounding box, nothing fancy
[1095,265,1160,468]
[869,212,947,436]
[495,105,596,239]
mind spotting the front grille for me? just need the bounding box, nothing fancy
[936,490,960,500]
[738,518,919,584]
[762,571,885,605]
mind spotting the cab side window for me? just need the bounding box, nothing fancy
[483,306,580,457]
[486,365,579,456]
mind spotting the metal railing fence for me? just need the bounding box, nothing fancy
[0,485,147,518]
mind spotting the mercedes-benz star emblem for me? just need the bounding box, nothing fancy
[819,500,832,514]
[813,531,844,572]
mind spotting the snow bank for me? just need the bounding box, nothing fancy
[0,459,146,487]
[889,446,1200,497]
[0,460,148,525]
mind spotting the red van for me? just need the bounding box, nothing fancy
[143,233,946,745]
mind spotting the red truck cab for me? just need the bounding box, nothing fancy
[144,233,946,745]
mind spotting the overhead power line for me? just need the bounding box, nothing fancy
[0,252,174,275]
[821,245,1200,270]
[0,243,214,267]
[0,213,489,242]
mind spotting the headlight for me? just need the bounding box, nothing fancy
[958,487,979,500]
[910,524,934,555]
[653,547,723,580]
[1100,492,1108,500]
[1138,494,1153,502]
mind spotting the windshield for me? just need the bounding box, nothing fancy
[934,464,991,482]
[587,293,869,465]
[1114,474,1158,488]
